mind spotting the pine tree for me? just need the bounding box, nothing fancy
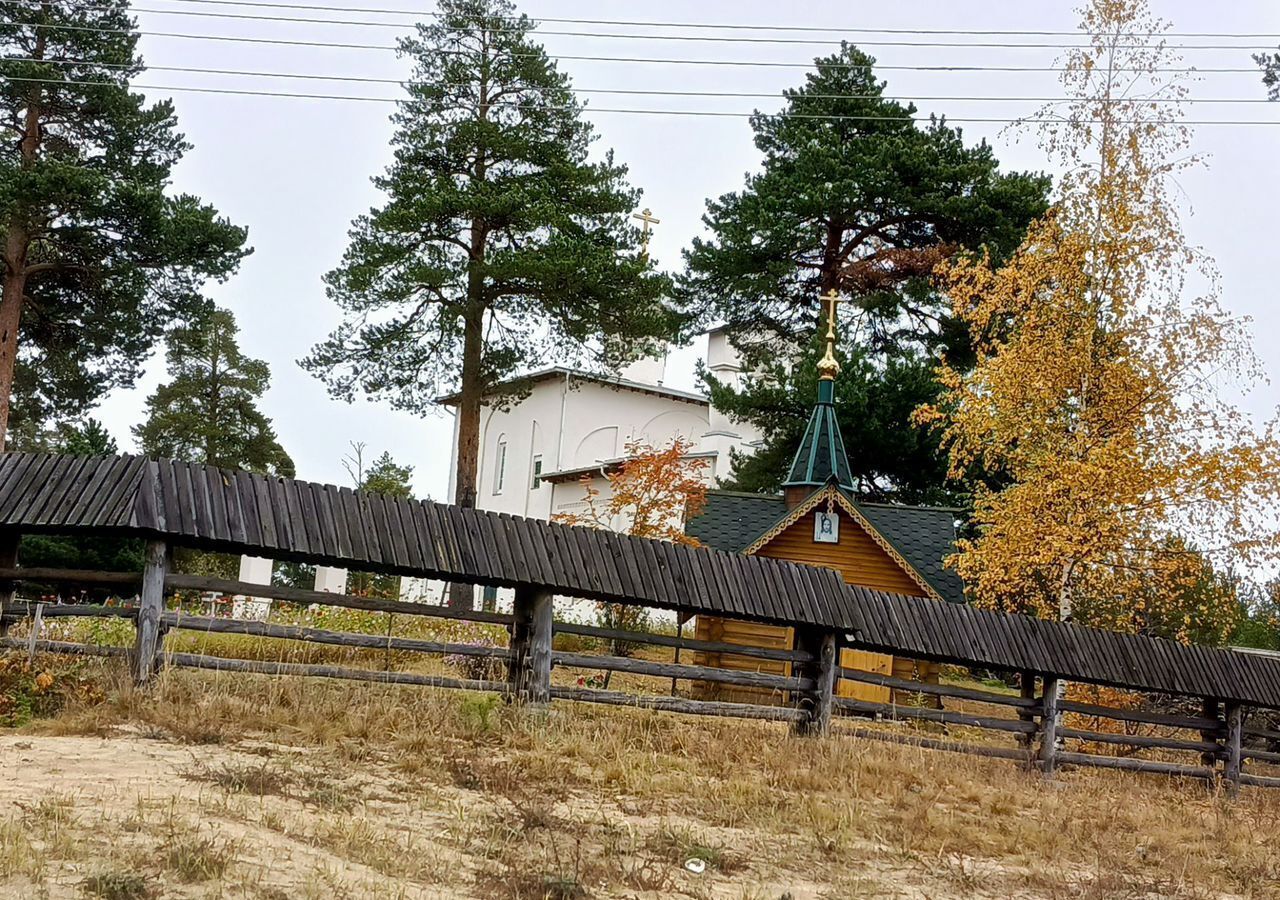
[304,0,677,514]
[1257,49,1280,100]
[0,0,249,447]
[681,45,1048,495]
[134,309,293,476]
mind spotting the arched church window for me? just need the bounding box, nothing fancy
[494,436,507,495]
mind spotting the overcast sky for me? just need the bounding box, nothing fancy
[90,0,1280,499]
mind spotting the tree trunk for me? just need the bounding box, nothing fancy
[820,220,844,295]
[0,18,46,451]
[0,263,25,452]
[446,31,491,609]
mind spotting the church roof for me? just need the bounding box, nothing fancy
[685,488,967,604]
[434,366,708,407]
[782,380,855,490]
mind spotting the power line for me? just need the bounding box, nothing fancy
[4,56,1276,103]
[0,22,1269,72]
[11,0,1280,41]
[4,73,1278,125]
[2,1,1274,51]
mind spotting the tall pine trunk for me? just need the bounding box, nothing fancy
[0,16,46,451]
[0,261,25,451]
[447,211,487,608]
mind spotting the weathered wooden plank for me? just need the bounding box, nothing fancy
[839,667,1038,709]
[1238,772,1280,789]
[330,486,359,562]
[509,585,553,705]
[163,612,512,659]
[833,697,1037,735]
[1054,752,1215,780]
[551,687,806,723]
[0,567,144,586]
[69,457,121,527]
[365,490,394,566]
[1039,676,1060,776]
[1058,699,1219,732]
[0,637,129,658]
[836,723,1032,762]
[132,540,169,686]
[214,467,244,545]
[3,602,137,620]
[553,651,813,693]
[156,459,182,537]
[1057,727,1220,755]
[163,573,514,625]
[791,629,838,736]
[22,455,76,526]
[41,456,94,527]
[1223,703,1243,796]
[552,620,812,663]
[165,651,511,693]
[173,459,198,537]
[391,498,426,573]
[5,454,56,523]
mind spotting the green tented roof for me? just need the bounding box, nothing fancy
[783,380,854,490]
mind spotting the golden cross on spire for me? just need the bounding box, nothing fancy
[632,207,660,257]
[816,287,843,381]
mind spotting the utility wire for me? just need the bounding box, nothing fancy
[8,0,1280,41]
[1,1,1274,51]
[4,73,1278,125]
[3,56,1276,103]
[0,22,1269,72]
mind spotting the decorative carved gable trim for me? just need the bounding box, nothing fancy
[741,484,943,602]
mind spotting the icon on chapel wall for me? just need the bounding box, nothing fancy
[813,510,839,543]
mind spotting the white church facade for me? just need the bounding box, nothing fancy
[398,328,763,605]
[445,327,760,521]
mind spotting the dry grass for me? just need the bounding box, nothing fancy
[0,656,1278,898]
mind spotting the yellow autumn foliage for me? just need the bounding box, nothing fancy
[916,0,1280,640]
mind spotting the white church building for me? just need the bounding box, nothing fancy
[447,327,760,520]
[398,328,763,606]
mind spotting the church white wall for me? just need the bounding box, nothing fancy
[474,377,713,523]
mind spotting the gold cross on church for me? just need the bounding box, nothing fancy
[631,207,660,256]
[817,288,847,381]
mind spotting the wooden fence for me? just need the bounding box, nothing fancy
[2,549,1278,795]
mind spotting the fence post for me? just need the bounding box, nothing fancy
[791,628,838,737]
[132,540,170,686]
[1223,702,1243,797]
[1038,675,1060,776]
[508,586,553,706]
[1016,671,1037,759]
[0,531,18,638]
[1200,698,1222,770]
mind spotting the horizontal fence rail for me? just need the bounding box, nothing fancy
[552,620,814,664]
[1,556,1278,795]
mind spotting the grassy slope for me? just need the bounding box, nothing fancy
[1,660,1278,899]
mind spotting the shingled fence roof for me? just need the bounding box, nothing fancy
[3,452,1280,709]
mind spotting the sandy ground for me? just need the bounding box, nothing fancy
[0,731,975,900]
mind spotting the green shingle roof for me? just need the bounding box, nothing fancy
[859,502,966,605]
[783,379,854,490]
[685,489,967,605]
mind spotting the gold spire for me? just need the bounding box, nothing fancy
[817,288,841,381]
